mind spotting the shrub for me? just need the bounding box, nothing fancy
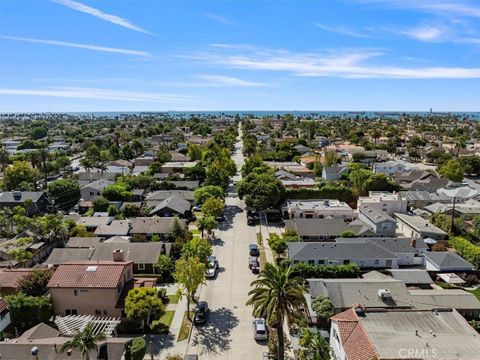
[449,236,480,269]
[291,263,361,279]
[130,337,146,360]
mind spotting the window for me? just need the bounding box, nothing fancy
[74,290,79,296]
[343,260,350,265]
[95,310,101,316]
[375,260,380,265]
[318,260,325,265]
[103,310,108,315]
[138,263,146,271]
[308,260,315,265]
[72,309,77,315]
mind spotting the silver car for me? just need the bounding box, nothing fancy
[253,318,268,341]
[205,256,218,278]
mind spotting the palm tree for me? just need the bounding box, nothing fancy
[59,323,106,360]
[246,263,306,360]
[80,158,94,181]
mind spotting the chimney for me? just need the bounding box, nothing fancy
[113,249,124,262]
[411,239,417,248]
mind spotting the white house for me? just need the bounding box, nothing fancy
[373,160,407,175]
[282,199,354,220]
[357,191,408,216]
[395,213,448,240]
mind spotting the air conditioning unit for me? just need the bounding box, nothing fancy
[378,289,392,299]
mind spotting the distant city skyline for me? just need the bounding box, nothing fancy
[1,0,480,112]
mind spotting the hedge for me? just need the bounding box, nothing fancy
[286,186,355,203]
[291,263,361,279]
[449,236,480,269]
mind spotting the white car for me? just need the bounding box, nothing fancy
[205,256,218,278]
[253,318,268,341]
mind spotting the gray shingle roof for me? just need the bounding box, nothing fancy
[288,241,398,261]
[90,242,169,264]
[0,191,45,203]
[285,218,350,237]
[80,178,114,191]
[386,269,433,284]
[359,205,395,224]
[66,237,102,248]
[44,248,94,266]
[149,195,191,215]
[131,216,186,234]
[425,251,474,270]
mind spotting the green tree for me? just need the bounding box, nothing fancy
[340,229,356,238]
[324,151,338,167]
[348,167,372,194]
[181,237,212,264]
[205,160,234,189]
[126,337,146,360]
[268,233,287,255]
[438,159,465,182]
[298,329,331,360]
[102,182,132,201]
[46,178,81,210]
[187,144,203,161]
[312,158,323,177]
[241,155,268,177]
[202,196,225,218]
[93,196,110,212]
[0,146,9,177]
[197,215,218,237]
[194,185,224,205]
[237,172,285,210]
[156,254,175,283]
[247,263,306,360]
[311,296,335,323]
[18,268,54,296]
[174,256,206,320]
[125,287,166,331]
[363,173,399,193]
[59,323,106,360]
[4,161,39,190]
[6,293,53,332]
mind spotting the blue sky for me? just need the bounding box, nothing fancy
[1,0,480,112]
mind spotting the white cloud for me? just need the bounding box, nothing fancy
[1,36,150,56]
[52,0,152,34]
[203,12,234,25]
[314,23,370,38]
[398,25,446,41]
[187,44,480,79]
[195,74,266,87]
[0,87,193,103]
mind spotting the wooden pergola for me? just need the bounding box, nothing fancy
[54,315,121,337]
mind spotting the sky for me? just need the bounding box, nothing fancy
[1,0,480,112]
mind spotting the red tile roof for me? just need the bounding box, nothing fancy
[0,269,33,290]
[332,308,379,360]
[0,297,8,313]
[47,261,132,289]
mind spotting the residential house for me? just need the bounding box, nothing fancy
[322,165,347,180]
[293,144,310,155]
[44,248,95,266]
[394,169,436,189]
[0,322,131,360]
[76,216,113,233]
[90,243,169,274]
[400,191,451,209]
[0,269,33,295]
[265,161,312,177]
[163,181,200,190]
[130,216,187,241]
[357,191,408,216]
[285,218,351,241]
[0,191,48,216]
[94,220,132,238]
[133,156,155,167]
[0,231,52,267]
[373,160,407,175]
[169,151,189,162]
[282,199,354,220]
[385,269,433,288]
[330,307,480,360]
[80,179,114,202]
[0,297,10,335]
[65,237,102,248]
[161,161,197,175]
[357,206,396,237]
[47,260,156,317]
[335,237,427,267]
[424,251,474,272]
[149,195,191,218]
[287,241,399,269]
[144,190,195,208]
[395,213,448,240]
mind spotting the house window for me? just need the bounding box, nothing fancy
[74,290,79,296]
[343,260,350,265]
[308,260,315,265]
[103,310,108,315]
[138,263,146,271]
[95,310,101,316]
[375,260,380,265]
[318,260,325,265]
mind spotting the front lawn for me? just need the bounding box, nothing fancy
[155,310,175,334]
[468,287,480,301]
[168,293,181,304]
[177,311,193,341]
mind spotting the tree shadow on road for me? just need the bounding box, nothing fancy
[191,306,240,355]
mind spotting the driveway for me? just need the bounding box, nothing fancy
[186,128,268,359]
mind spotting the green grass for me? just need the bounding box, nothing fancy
[468,288,480,301]
[168,293,180,304]
[177,311,193,341]
[160,310,175,328]
[259,248,267,270]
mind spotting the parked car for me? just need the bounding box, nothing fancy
[253,318,268,341]
[216,215,227,222]
[249,256,260,273]
[193,301,209,325]
[205,256,219,278]
[249,244,260,257]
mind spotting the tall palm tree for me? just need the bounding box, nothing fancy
[59,323,106,360]
[246,263,306,360]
